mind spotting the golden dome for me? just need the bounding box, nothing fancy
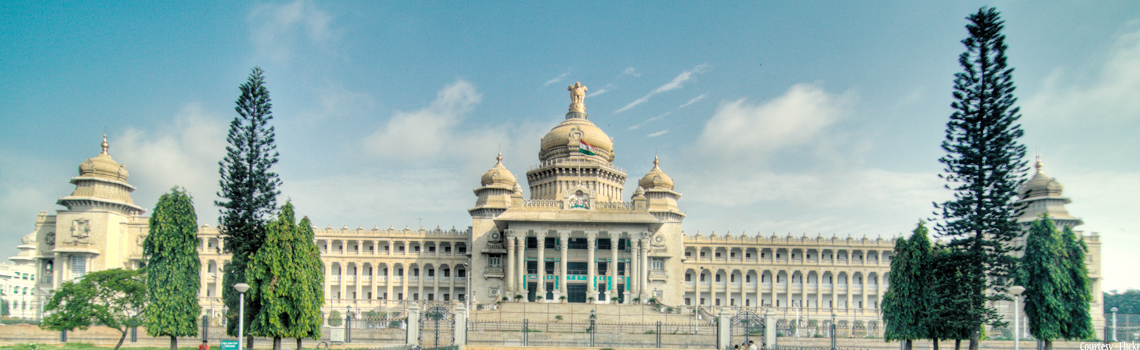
[78,135,130,182]
[638,156,674,190]
[1020,156,1062,198]
[540,113,614,162]
[480,153,517,187]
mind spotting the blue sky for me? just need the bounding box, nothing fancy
[2,1,1137,292]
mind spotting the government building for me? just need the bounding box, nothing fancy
[9,84,1104,336]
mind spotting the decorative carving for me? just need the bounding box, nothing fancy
[568,190,590,209]
[137,234,147,246]
[568,82,587,112]
[70,219,91,242]
[45,231,55,246]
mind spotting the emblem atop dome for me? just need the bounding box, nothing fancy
[568,82,587,113]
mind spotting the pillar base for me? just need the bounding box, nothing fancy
[623,291,632,304]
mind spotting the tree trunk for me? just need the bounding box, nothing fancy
[113,330,127,350]
[905,339,912,350]
[969,326,980,350]
[933,338,939,350]
[272,337,281,350]
[246,334,255,349]
[296,337,303,350]
[1044,340,1052,350]
[954,339,961,350]
[170,335,178,350]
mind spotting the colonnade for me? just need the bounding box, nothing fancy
[504,229,651,302]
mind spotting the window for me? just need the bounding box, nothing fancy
[443,269,450,277]
[617,239,627,250]
[597,238,612,250]
[458,294,465,301]
[685,251,692,257]
[686,273,691,282]
[544,237,557,247]
[489,256,502,267]
[686,298,691,305]
[457,269,466,278]
[70,255,87,279]
[700,251,706,257]
[651,258,664,271]
[526,260,538,274]
[746,275,751,283]
[428,294,434,301]
[715,274,721,282]
[443,294,450,301]
[545,261,556,274]
[617,262,626,275]
[527,237,538,249]
[715,252,721,258]
[700,273,706,282]
[567,238,588,249]
[398,293,404,300]
[776,253,781,259]
[746,299,751,306]
[567,262,587,275]
[762,275,767,283]
[427,269,435,277]
[413,293,419,300]
[730,252,736,258]
[777,275,783,283]
[596,262,607,275]
[746,252,752,258]
[412,268,420,276]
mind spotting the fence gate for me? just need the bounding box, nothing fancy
[418,305,455,348]
[730,310,765,348]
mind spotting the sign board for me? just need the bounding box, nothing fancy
[221,340,239,350]
[330,328,345,342]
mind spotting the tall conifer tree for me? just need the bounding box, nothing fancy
[1022,214,1066,350]
[217,66,282,340]
[144,187,202,350]
[936,7,1027,349]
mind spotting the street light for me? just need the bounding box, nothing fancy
[1111,307,1119,342]
[234,283,250,349]
[1009,285,1025,350]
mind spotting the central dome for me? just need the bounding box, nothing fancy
[539,112,615,163]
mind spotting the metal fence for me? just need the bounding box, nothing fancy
[773,320,883,339]
[467,318,717,348]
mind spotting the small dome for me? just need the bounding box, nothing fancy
[1020,156,1063,198]
[480,153,517,187]
[638,156,674,190]
[539,113,614,162]
[78,135,129,182]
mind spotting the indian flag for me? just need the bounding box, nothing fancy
[578,140,597,155]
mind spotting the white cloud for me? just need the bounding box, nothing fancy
[694,83,852,164]
[623,67,640,77]
[1025,27,1140,126]
[114,103,229,221]
[249,0,338,63]
[364,80,483,160]
[615,64,710,113]
[543,72,570,87]
[647,130,669,138]
[586,83,614,98]
[629,112,670,130]
[679,94,707,108]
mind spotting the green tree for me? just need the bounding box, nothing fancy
[936,7,1028,350]
[1059,225,1094,340]
[1105,289,1140,314]
[247,202,323,350]
[292,215,325,349]
[217,66,282,341]
[328,310,342,327]
[144,187,202,350]
[1022,214,1067,350]
[883,222,932,350]
[41,268,146,350]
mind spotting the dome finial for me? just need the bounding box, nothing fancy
[653,155,660,168]
[496,152,503,165]
[1035,155,1044,174]
[568,82,588,113]
[100,134,109,154]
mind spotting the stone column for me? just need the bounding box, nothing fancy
[640,238,650,299]
[453,302,467,345]
[609,235,618,302]
[506,232,516,296]
[717,307,732,350]
[433,266,440,302]
[386,265,394,301]
[587,231,597,300]
[629,239,639,302]
[695,269,701,307]
[559,231,569,299]
[406,302,420,346]
[537,233,546,300]
[516,236,526,296]
[448,266,456,302]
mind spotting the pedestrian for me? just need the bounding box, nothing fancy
[198,340,209,350]
[748,340,757,350]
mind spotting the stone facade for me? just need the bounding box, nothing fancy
[11,93,1103,335]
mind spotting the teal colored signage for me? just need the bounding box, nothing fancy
[221,340,239,350]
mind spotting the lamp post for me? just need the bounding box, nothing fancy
[1111,307,1119,342]
[234,283,250,349]
[1009,286,1025,350]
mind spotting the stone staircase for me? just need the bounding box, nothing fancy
[471,302,707,324]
